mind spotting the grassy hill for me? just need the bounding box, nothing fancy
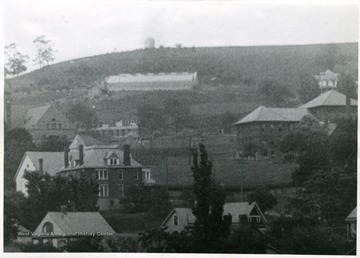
[7,42,358,129]
[8,42,358,92]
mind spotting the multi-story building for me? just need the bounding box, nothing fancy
[300,90,357,123]
[60,142,145,210]
[233,106,311,158]
[22,102,76,145]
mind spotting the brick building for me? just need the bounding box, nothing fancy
[23,102,76,145]
[233,106,311,158]
[300,90,357,123]
[60,143,144,210]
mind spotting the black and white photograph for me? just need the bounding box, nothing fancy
[2,0,358,255]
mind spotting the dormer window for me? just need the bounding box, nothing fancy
[107,158,119,165]
[105,151,119,165]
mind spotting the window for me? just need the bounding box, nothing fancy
[99,184,109,197]
[58,123,62,129]
[42,222,54,233]
[108,158,119,165]
[119,184,124,197]
[134,170,139,180]
[173,215,178,226]
[96,169,108,180]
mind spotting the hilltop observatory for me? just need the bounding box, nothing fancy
[145,37,155,49]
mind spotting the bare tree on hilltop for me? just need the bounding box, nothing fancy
[33,35,56,69]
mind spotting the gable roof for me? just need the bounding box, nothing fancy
[36,212,115,235]
[223,202,267,224]
[14,151,64,181]
[161,208,196,227]
[346,207,357,222]
[233,106,310,125]
[69,134,109,150]
[300,90,357,109]
[23,103,52,128]
[161,202,266,227]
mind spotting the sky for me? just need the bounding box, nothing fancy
[3,0,359,72]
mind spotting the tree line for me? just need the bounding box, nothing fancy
[4,35,56,77]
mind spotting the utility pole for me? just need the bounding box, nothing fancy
[235,158,248,202]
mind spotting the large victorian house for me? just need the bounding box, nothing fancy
[60,142,143,210]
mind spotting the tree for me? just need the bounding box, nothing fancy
[280,115,329,185]
[297,73,320,103]
[190,144,232,252]
[164,98,191,133]
[33,35,56,69]
[4,190,27,245]
[121,185,170,214]
[219,112,237,133]
[4,127,37,190]
[268,217,355,254]
[258,80,293,106]
[337,73,357,99]
[39,135,70,151]
[4,43,29,77]
[22,172,99,230]
[65,102,98,129]
[247,187,277,214]
[138,103,165,135]
[286,117,357,226]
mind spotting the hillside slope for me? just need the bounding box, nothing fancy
[8,43,358,92]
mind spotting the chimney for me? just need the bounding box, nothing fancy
[39,158,43,173]
[79,144,84,165]
[60,205,67,216]
[64,146,69,168]
[123,144,131,166]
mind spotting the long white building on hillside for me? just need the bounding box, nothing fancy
[88,72,197,97]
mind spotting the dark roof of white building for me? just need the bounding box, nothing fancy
[14,151,64,181]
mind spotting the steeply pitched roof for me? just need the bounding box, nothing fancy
[161,208,196,227]
[223,202,267,223]
[14,152,64,181]
[346,207,357,221]
[26,152,64,176]
[39,212,115,235]
[106,72,197,84]
[233,106,310,125]
[300,90,357,109]
[23,103,52,128]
